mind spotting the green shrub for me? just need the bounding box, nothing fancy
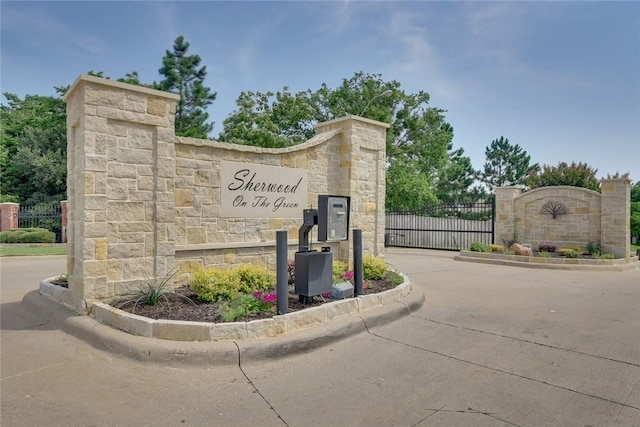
[558,248,580,258]
[190,269,242,302]
[233,265,275,294]
[0,228,54,243]
[489,244,504,253]
[189,265,274,302]
[469,242,492,253]
[385,270,404,285]
[332,260,348,280]
[539,251,551,258]
[586,241,602,255]
[218,293,275,322]
[363,255,387,280]
[558,246,582,255]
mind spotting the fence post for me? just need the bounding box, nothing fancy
[60,200,68,243]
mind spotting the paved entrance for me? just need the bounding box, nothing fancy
[1,250,639,426]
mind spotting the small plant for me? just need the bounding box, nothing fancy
[489,244,504,253]
[594,252,615,260]
[586,241,602,255]
[57,273,68,283]
[362,255,387,280]
[558,246,582,254]
[189,265,274,302]
[469,242,492,253]
[332,260,348,281]
[385,270,404,285]
[539,251,551,258]
[538,244,556,253]
[501,234,518,249]
[0,228,55,244]
[116,268,194,312]
[218,291,277,322]
[287,260,295,284]
[558,248,580,258]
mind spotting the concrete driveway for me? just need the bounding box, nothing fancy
[1,250,639,426]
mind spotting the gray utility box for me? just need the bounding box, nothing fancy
[332,281,354,299]
[295,251,332,297]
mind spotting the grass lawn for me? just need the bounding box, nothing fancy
[632,243,640,255]
[0,245,67,257]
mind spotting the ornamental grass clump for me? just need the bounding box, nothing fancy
[363,255,387,280]
[469,242,492,253]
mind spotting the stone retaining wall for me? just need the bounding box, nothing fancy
[63,75,388,314]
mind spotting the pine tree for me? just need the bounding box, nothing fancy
[156,36,216,138]
[481,136,537,190]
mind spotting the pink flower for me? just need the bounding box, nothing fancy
[344,271,354,280]
[322,292,331,298]
[263,293,276,303]
[252,291,263,299]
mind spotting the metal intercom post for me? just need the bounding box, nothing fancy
[295,195,351,302]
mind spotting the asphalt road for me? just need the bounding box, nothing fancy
[1,251,639,426]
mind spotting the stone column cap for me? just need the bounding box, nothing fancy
[63,74,181,103]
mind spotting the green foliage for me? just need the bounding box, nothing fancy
[362,256,387,280]
[1,93,67,204]
[0,228,55,243]
[189,265,274,302]
[631,201,640,238]
[233,265,276,291]
[220,72,459,210]
[481,136,538,190]
[218,293,275,322]
[469,242,492,253]
[593,252,615,260]
[631,182,640,203]
[155,35,217,138]
[539,251,551,258]
[190,269,241,302]
[332,260,348,281]
[525,161,600,192]
[115,269,194,310]
[558,247,581,258]
[0,194,19,203]
[435,147,480,203]
[586,241,602,255]
[385,270,404,285]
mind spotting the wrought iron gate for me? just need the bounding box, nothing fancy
[18,204,63,243]
[385,200,495,250]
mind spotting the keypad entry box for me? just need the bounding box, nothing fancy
[317,195,350,242]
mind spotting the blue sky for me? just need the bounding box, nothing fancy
[2,1,639,182]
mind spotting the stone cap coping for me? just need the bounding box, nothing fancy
[63,74,181,103]
[455,250,639,271]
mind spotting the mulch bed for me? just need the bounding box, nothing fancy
[110,278,400,323]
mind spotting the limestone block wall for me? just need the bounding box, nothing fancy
[495,179,630,258]
[63,75,388,313]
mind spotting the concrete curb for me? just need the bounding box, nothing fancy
[25,276,426,366]
[454,252,639,272]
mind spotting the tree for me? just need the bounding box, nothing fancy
[435,146,480,203]
[0,93,67,204]
[155,35,216,138]
[525,161,600,192]
[220,72,456,210]
[481,136,537,190]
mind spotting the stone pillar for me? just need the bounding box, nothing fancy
[0,203,19,231]
[315,116,389,261]
[600,178,630,259]
[60,200,68,243]
[63,75,179,313]
[495,186,522,246]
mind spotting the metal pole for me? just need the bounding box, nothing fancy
[353,229,363,296]
[276,230,288,314]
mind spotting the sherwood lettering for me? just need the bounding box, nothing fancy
[228,169,303,194]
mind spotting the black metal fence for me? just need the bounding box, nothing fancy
[18,204,63,243]
[385,201,495,250]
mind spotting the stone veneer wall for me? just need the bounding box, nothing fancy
[63,75,388,314]
[495,180,630,259]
